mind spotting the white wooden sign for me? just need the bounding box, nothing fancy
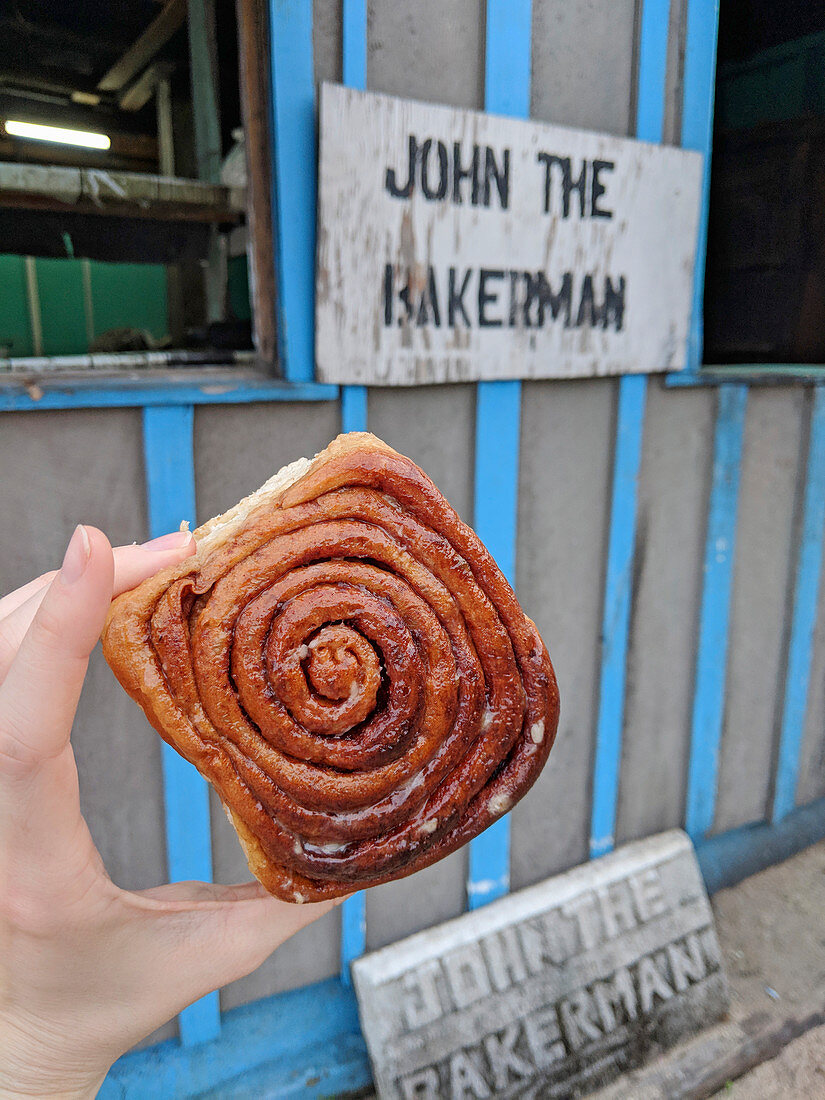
[315,85,703,386]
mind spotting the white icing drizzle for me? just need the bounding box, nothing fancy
[489,793,512,816]
[302,839,349,855]
[530,719,545,744]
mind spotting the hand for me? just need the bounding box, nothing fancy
[0,527,340,1099]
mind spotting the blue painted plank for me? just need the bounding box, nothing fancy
[0,379,339,412]
[685,383,748,842]
[773,386,825,821]
[484,0,533,117]
[142,406,221,1047]
[468,0,532,911]
[590,375,647,858]
[470,378,522,908]
[342,0,367,89]
[337,0,370,984]
[636,0,671,144]
[268,0,316,382]
[338,386,366,972]
[588,0,669,860]
[682,0,721,372]
[100,977,369,1099]
[340,891,367,987]
[698,795,825,896]
[340,384,367,435]
[473,378,522,588]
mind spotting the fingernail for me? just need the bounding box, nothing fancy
[140,530,193,552]
[60,525,91,585]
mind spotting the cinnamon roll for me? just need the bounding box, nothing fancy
[102,433,559,902]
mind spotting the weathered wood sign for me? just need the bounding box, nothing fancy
[315,85,703,385]
[352,831,728,1098]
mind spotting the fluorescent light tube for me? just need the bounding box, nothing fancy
[5,120,111,151]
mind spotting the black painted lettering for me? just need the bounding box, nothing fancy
[536,153,588,217]
[478,269,504,327]
[603,276,626,331]
[453,142,482,204]
[448,267,473,326]
[483,147,510,209]
[524,272,572,328]
[590,159,614,218]
[421,139,449,201]
[536,152,556,214]
[385,135,418,199]
[398,279,413,324]
[565,158,587,217]
[416,267,442,327]
[508,271,521,327]
[576,274,602,327]
[383,264,394,326]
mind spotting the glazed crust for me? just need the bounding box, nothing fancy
[102,432,560,902]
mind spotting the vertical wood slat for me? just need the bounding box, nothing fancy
[187,0,225,325]
[467,0,532,911]
[268,0,316,381]
[590,376,647,857]
[236,0,278,365]
[773,386,825,821]
[685,383,748,841]
[589,0,668,859]
[682,0,721,373]
[339,0,369,982]
[680,0,744,844]
[142,405,221,1046]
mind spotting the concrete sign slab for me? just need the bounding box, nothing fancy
[316,85,703,385]
[352,830,728,1098]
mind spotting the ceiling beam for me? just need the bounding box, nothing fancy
[97,0,187,94]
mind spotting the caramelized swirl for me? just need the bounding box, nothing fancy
[102,434,560,902]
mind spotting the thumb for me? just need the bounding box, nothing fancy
[144,891,342,1010]
[0,526,114,770]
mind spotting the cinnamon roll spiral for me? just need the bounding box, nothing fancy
[102,433,559,902]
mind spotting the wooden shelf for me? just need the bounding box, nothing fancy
[0,162,244,224]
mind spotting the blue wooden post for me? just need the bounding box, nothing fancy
[339,0,369,981]
[679,0,747,843]
[589,0,668,859]
[773,386,825,821]
[467,0,532,911]
[685,383,748,841]
[590,375,647,857]
[683,0,721,373]
[142,405,221,1046]
[268,0,316,382]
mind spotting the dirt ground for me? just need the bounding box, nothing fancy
[707,838,825,1097]
[714,1023,825,1096]
[712,838,825,1022]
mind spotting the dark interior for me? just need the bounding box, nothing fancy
[704,1,825,364]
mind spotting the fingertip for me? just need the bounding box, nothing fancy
[140,530,196,556]
[57,525,113,592]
